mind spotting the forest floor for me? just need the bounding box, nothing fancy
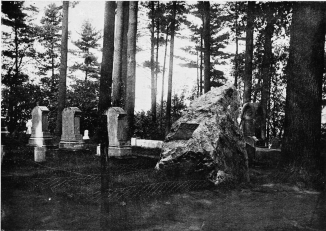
[1,144,326,231]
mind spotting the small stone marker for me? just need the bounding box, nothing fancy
[28,106,53,147]
[131,137,137,146]
[26,119,32,135]
[96,144,101,156]
[34,147,46,162]
[83,130,90,140]
[106,107,131,157]
[59,107,84,149]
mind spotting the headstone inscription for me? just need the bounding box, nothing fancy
[28,106,53,147]
[59,107,84,149]
[106,107,131,157]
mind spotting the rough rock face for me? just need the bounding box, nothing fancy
[156,83,249,184]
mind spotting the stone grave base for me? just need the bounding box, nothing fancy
[59,140,84,149]
[28,137,53,147]
[108,146,132,157]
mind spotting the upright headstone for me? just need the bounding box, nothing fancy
[83,130,90,140]
[59,107,84,149]
[28,106,53,147]
[106,107,131,157]
[26,119,32,135]
[34,147,46,162]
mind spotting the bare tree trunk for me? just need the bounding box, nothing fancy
[234,2,239,89]
[98,2,116,114]
[260,9,275,142]
[126,1,138,140]
[121,1,129,109]
[55,1,69,136]
[203,1,210,93]
[197,49,199,97]
[112,2,124,107]
[160,24,169,127]
[243,1,255,104]
[99,3,116,228]
[200,28,203,95]
[150,1,156,122]
[155,2,160,121]
[165,1,176,135]
[282,2,325,172]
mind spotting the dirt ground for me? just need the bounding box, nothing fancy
[2,183,325,230]
[1,147,326,230]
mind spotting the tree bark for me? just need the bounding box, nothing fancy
[126,1,138,140]
[166,1,176,135]
[282,2,325,171]
[160,24,169,127]
[234,2,239,89]
[112,2,124,107]
[155,2,160,121]
[203,1,210,93]
[243,1,255,104]
[55,1,69,136]
[150,1,156,122]
[98,1,116,114]
[121,1,129,109]
[200,26,203,95]
[260,8,275,142]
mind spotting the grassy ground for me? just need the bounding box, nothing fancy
[1,144,326,230]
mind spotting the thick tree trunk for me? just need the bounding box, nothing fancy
[260,9,275,142]
[243,1,255,104]
[203,1,210,93]
[98,2,116,114]
[112,2,124,107]
[197,50,199,97]
[282,3,325,171]
[126,1,138,140]
[55,1,69,136]
[155,2,159,121]
[99,3,116,225]
[200,28,203,95]
[234,2,239,89]
[150,1,156,122]
[166,1,176,135]
[160,25,169,126]
[121,1,129,109]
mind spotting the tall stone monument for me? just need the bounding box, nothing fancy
[28,106,53,147]
[106,107,131,157]
[59,107,84,149]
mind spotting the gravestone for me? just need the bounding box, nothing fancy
[34,147,46,162]
[240,102,265,148]
[59,107,84,149]
[106,107,131,157]
[156,84,249,184]
[28,106,53,147]
[83,130,90,140]
[26,119,32,135]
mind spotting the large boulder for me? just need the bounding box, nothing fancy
[156,83,249,184]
